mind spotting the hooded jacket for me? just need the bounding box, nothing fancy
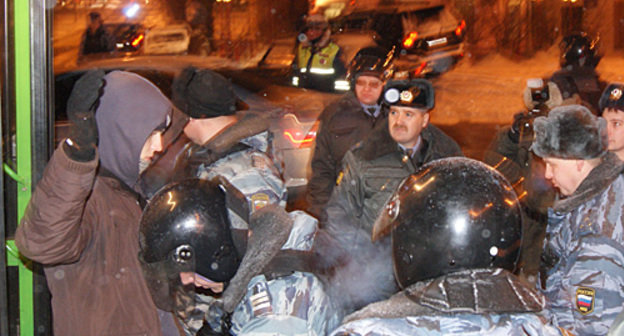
[307,91,386,220]
[15,71,172,336]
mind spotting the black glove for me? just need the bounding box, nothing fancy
[63,70,106,162]
[195,312,232,336]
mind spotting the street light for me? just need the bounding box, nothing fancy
[124,3,140,18]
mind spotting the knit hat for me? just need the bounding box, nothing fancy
[172,67,245,119]
[599,82,624,113]
[531,104,607,160]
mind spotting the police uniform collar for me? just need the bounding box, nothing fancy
[553,152,624,213]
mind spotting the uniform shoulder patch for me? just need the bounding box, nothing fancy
[251,193,270,211]
[557,327,575,336]
[576,287,595,315]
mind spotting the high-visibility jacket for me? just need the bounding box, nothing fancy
[296,41,341,76]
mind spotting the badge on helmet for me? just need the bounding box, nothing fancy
[383,79,434,110]
[599,82,624,113]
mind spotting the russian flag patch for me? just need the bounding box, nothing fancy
[576,287,595,315]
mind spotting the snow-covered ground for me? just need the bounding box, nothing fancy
[433,47,624,125]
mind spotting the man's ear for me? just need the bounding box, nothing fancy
[422,112,430,127]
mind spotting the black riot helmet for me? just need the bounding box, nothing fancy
[559,32,600,69]
[346,46,394,86]
[139,178,240,311]
[372,157,522,289]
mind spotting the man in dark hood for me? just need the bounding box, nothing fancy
[15,70,175,336]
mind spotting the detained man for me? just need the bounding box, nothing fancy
[15,70,176,335]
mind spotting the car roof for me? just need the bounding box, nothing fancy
[59,54,242,75]
[338,0,445,15]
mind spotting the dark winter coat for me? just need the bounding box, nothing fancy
[326,119,463,234]
[307,91,386,220]
[15,147,162,336]
[311,123,461,317]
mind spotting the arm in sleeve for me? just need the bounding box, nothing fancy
[483,127,527,184]
[323,150,364,233]
[15,144,97,265]
[544,235,624,335]
[307,115,339,219]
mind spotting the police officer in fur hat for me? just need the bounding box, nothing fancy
[599,82,624,161]
[531,104,624,334]
[311,79,462,320]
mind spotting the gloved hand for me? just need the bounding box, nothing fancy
[195,311,232,336]
[63,70,106,162]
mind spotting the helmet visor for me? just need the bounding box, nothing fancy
[139,246,198,313]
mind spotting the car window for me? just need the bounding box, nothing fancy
[261,40,295,68]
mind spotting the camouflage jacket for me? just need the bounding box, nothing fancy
[180,211,340,336]
[196,131,287,230]
[541,153,624,335]
[330,269,568,336]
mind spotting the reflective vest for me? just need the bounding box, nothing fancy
[296,42,340,75]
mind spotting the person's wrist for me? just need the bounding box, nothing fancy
[63,138,95,162]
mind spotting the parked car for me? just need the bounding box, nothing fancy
[143,23,191,55]
[331,0,466,78]
[77,22,146,64]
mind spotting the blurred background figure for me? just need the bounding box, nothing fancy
[291,12,346,92]
[549,32,605,113]
[598,82,624,161]
[185,0,213,55]
[79,11,113,55]
[330,158,566,336]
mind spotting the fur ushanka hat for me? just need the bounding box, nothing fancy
[530,104,607,160]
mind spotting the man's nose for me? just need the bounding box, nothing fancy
[153,134,163,153]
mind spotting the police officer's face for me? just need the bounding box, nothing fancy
[355,75,384,105]
[602,108,624,156]
[543,157,587,196]
[388,106,429,148]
